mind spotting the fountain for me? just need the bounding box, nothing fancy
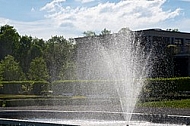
[75,28,152,125]
[0,28,189,126]
[77,29,151,121]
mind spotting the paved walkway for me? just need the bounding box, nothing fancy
[134,107,190,116]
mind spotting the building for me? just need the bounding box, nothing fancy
[137,29,190,77]
[75,28,190,78]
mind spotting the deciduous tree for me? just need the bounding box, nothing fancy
[0,25,20,60]
[0,55,26,81]
[27,57,49,81]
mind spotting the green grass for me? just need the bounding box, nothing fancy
[139,99,190,108]
[0,94,40,99]
[0,94,73,100]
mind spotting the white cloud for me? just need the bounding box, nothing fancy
[31,7,35,12]
[40,0,66,12]
[0,17,10,26]
[40,0,181,34]
[75,0,95,3]
[0,17,73,40]
[0,0,184,40]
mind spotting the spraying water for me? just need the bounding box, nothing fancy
[76,28,153,123]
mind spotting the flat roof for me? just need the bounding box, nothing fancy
[136,29,190,39]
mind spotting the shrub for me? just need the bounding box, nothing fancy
[51,80,117,97]
[0,55,26,81]
[142,77,190,101]
[0,81,49,95]
[27,57,49,81]
[32,81,50,95]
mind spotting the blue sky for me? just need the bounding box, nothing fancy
[0,0,190,40]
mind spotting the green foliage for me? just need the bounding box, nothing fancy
[142,77,190,101]
[83,28,111,37]
[139,99,190,108]
[118,27,131,34]
[0,81,49,95]
[83,31,96,37]
[52,80,117,96]
[0,25,77,82]
[28,44,43,60]
[59,61,76,80]
[0,64,3,81]
[0,25,20,60]
[16,35,32,73]
[100,28,111,36]
[28,57,49,81]
[44,36,76,81]
[0,55,26,81]
[32,81,49,95]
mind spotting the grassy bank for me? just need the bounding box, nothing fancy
[139,99,190,108]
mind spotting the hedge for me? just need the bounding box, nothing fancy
[52,80,118,97]
[32,81,49,95]
[0,81,49,95]
[54,78,190,100]
[1,78,190,99]
[0,100,3,107]
[141,77,190,101]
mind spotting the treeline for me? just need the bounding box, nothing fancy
[0,25,76,82]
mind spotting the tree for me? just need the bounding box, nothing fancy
[0,64,3,81]
[83,31,96,37]
[118,27,131,34]
[100,28,111,36]
[166,29,179,32]
[44,36,75,81]
[28,44,43,60]
[0,55,26,81]
[59,61,76,80]
[27,57,49,81]
[0,25,20,60]
[16,35,32,73]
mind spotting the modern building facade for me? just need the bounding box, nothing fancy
[137,29,190,77]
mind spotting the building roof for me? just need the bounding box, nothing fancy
[136,29,190,39]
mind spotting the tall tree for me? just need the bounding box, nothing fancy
[16,35,32,73]
[27,57,49,81]
[0,25,20,60]
[59,61,76,80]
[100,28,111,36]
[44,36,75,81]
[0,55,26,81]
[83,31,96,37]
[0,63,3,81]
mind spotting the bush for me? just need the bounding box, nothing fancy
[0,100,3,107]
[32,81,50,95]
[142,77,190,101]
[52,80,75,95]
[0,81,49,95]
[51,80,117,97]
[1,81,23,94]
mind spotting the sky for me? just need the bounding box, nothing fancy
[0,0,190,40]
